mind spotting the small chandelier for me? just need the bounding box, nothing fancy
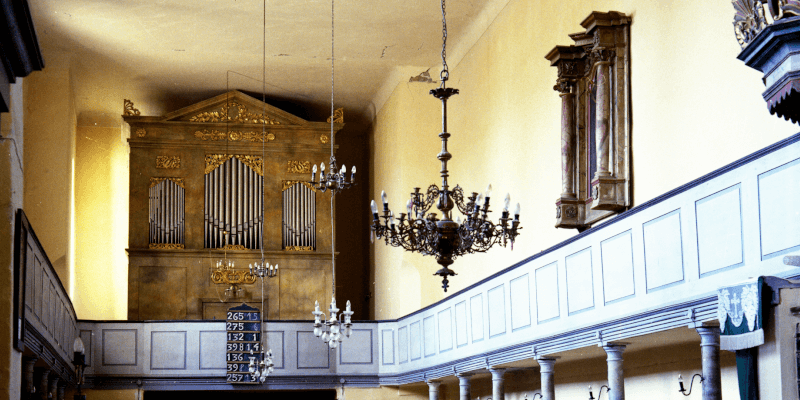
[245,260,278,382]
[369,0,521,292]
[309,0,356,348]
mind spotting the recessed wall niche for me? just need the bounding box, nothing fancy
[546,11,632,230]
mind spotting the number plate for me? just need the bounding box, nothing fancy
[226,304,262,384]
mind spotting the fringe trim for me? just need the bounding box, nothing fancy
[721,329,764,351]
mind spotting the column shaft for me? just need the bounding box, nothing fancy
[22,356,37,400]
[697,327,722,400]
[595,61,611,177]
[560,92,575,196]
[457,373,472,400]
[490,368,506,400]
[603,344,626,400]
[427,380,441,400]
[537,358,557,400]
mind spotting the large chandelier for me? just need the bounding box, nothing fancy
[369,0,521,292]
[309,0,355,349]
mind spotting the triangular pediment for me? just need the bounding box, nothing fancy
[162,90,308,126]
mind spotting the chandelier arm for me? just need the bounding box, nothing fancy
[451,185,470,215]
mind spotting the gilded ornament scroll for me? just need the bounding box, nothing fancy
[189,101,281,124]
[149,243,185,250]
[284,246,314,252]
[194,129,275,142]
[124,99,141,116]
[149,177,185,189]
[327,108,344,123]
[205,154,263,176]
[282,180,317,192]
[287,161,311,174]
[156,156,181,169]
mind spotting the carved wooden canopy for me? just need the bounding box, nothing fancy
[546,11,632,230]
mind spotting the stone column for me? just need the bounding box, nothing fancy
[559,90,576,197]
[536,357,559,400]
[57,382,66,400]
[490,368,506,400]
[602,344,627,400]
[34,368,50,400]
[594,56,612,177]
[22,356,38,400]
[457,373,473,400]
[48,375,59,400]
[427,380,441,400]
[696,327,722,400]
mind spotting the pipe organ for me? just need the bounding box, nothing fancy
[125,91,343,320]
[204,155,264,249]
[149,177,185,247]
[282,181,316,250]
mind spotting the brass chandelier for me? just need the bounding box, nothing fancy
[370,0,521,292]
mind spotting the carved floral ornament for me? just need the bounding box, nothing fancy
[287,161,311,174]
[149,243,185,250]
[204,154,264,176]
[194,129,275,143]
[281,180,317,192]
[734,0,800,49]
[189,100,281,125]
[149,177,185,189]
[123,99,140,116]
[156,156,181,169]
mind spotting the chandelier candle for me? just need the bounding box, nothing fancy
[369,0,522,292]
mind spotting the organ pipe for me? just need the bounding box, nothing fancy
[203,157,263,249]
[149,178,185,245]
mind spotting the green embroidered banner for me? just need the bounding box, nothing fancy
[718,277,764,351]
[718,277,767,400]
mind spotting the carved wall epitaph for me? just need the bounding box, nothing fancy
[546,11,632,230]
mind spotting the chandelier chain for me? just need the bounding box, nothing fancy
[440,0,449,83]
[330,0,336,165]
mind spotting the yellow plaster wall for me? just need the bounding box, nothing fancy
[370,0,800,318]
[74,125,129,320]
[0,80,26,400]
[23,63,77,291]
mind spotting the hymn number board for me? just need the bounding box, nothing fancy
[226,303,261,384]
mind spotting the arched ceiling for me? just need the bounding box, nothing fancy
[29,0,509,126]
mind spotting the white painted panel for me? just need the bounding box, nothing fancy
[438,308,453,352]
[470,294,484,342]
[601,231,635,303]
[423,316,436,356]
[102,329,137,365]
[566,248,594,314]
[341,329,372,364]
[409,321,421,360]
[488,285,506,337]
[296,331,329,369]
[381,329,394,365]
[151,331,186,370]
[398,326,408,363]
[643,210,685,291]
[199,331,226,369]
[454,301,468,347]
[266,331,284,369]
[759,158,800,256]
[509,274,531,330]
[535,262,559,322]
[696,185,743,274]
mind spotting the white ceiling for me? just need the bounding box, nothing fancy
[29,0,509,126]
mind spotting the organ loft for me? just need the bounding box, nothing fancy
[123,90,341,321]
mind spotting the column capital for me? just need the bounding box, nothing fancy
[536,356,559,373]
[426,379,442,389]
[696,326,721,347]
[489,367,506,380]
[601,342,629,361]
